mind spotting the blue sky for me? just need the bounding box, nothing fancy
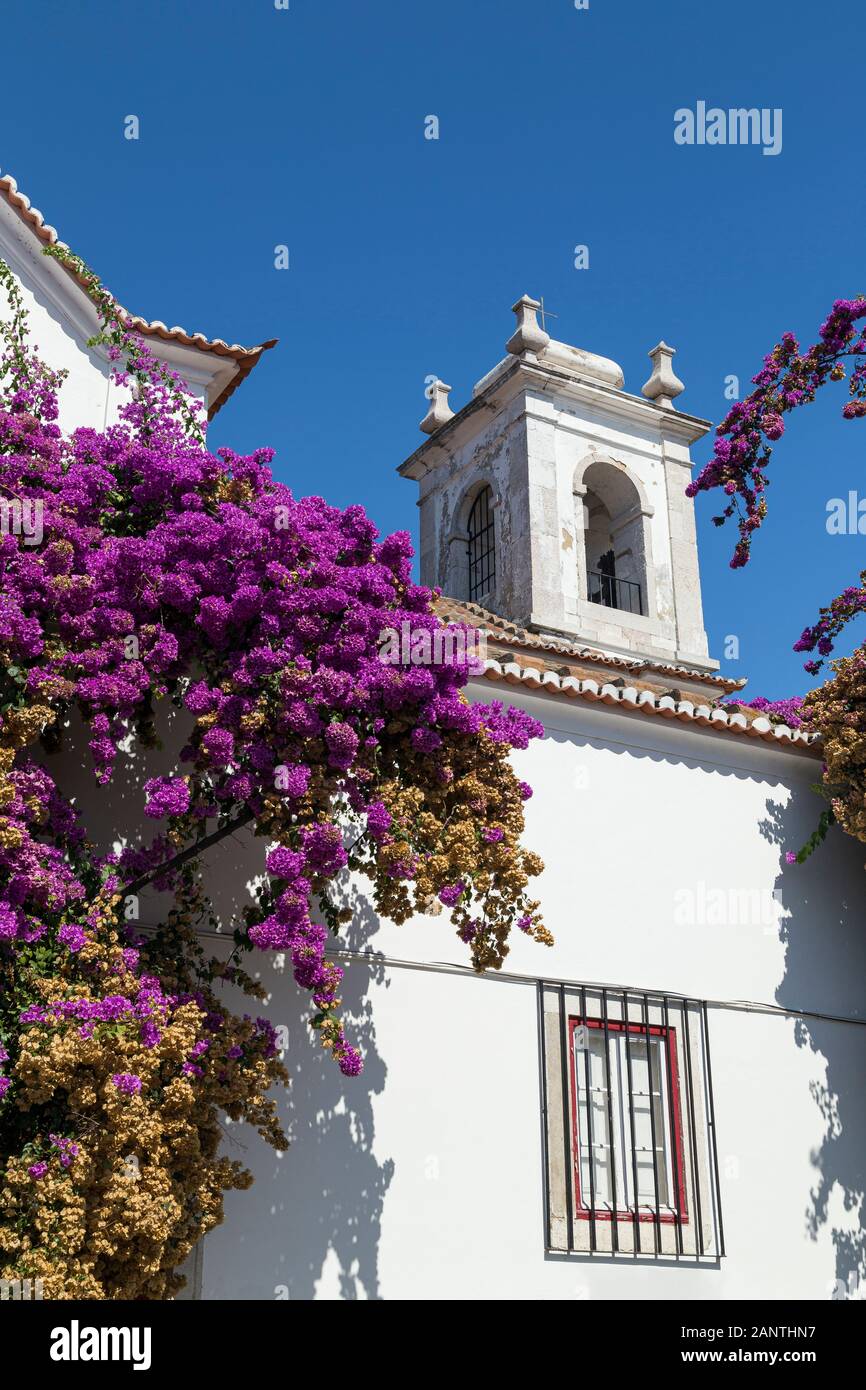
[3,0,864,698]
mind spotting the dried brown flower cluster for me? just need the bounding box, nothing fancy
[802,648,866,853]
[358,721,551,972]
[0,877,287,1300]
[0,249,549,1300]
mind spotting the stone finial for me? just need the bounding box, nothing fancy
[506,294,550,357]
[420,379,455,435]
[641,341,685,408]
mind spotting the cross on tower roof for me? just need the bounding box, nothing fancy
[537,296,558,333]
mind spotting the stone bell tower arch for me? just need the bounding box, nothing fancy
[399,297,717,674]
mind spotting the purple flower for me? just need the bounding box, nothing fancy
[139,1020,161,1048]
[49,1135,79,1168]
[411,727,442,753]
[365,801,392,839]
[324,721,359,770]
[143,776,190,819]
[275,763,310,799]
[201,726,235,766]
[0,902,21,940]
[744,696,804,729]
[438,883,465,907]
[338,1047,363,1077]
[266,846,305,880]
[0,302,552,1097]
[28,1161,48,1179]
[58,922,87,953]
[111,1073,142,1095]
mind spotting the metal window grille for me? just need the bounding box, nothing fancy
[467,487,495,601]
[538,982,724,1260]
[587,570,643,616]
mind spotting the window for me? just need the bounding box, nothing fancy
[578,459,650,617]
[539,983,724,1259]
[570,1017,687,1224]
[467,486,495,601]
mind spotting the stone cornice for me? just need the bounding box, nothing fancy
[398,354,710,479]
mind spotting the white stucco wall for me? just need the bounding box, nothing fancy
[5,233,863,1301]
[176,685,866,1302]
[0,200,229,431]
[0,207,116,434]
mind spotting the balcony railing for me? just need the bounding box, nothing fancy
[587,570,643,616]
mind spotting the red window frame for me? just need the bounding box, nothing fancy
[567,1016,689,1225]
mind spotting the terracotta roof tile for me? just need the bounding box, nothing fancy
[435,595,745,691]
[432,596,816,756]
[477,657,818,756]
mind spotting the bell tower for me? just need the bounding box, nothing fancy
[398,295,718,675]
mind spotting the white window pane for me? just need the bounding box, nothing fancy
[574,1026,677,1217]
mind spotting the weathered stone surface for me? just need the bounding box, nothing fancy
[399,299,717,674]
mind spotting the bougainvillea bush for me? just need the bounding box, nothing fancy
[0,252,550,1298]
[688,296,866,862]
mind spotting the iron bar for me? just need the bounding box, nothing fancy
[580,985,597,1252]
[702,1000,726,1259]
[600,988,619,1253]
[538,982,552,1251]
[662,994,685,1257]
[587,569,643,616]
[537,981,722,1261]
[558,984,575,1253]
[643,991,663,1255]
[623,993,643,1256]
